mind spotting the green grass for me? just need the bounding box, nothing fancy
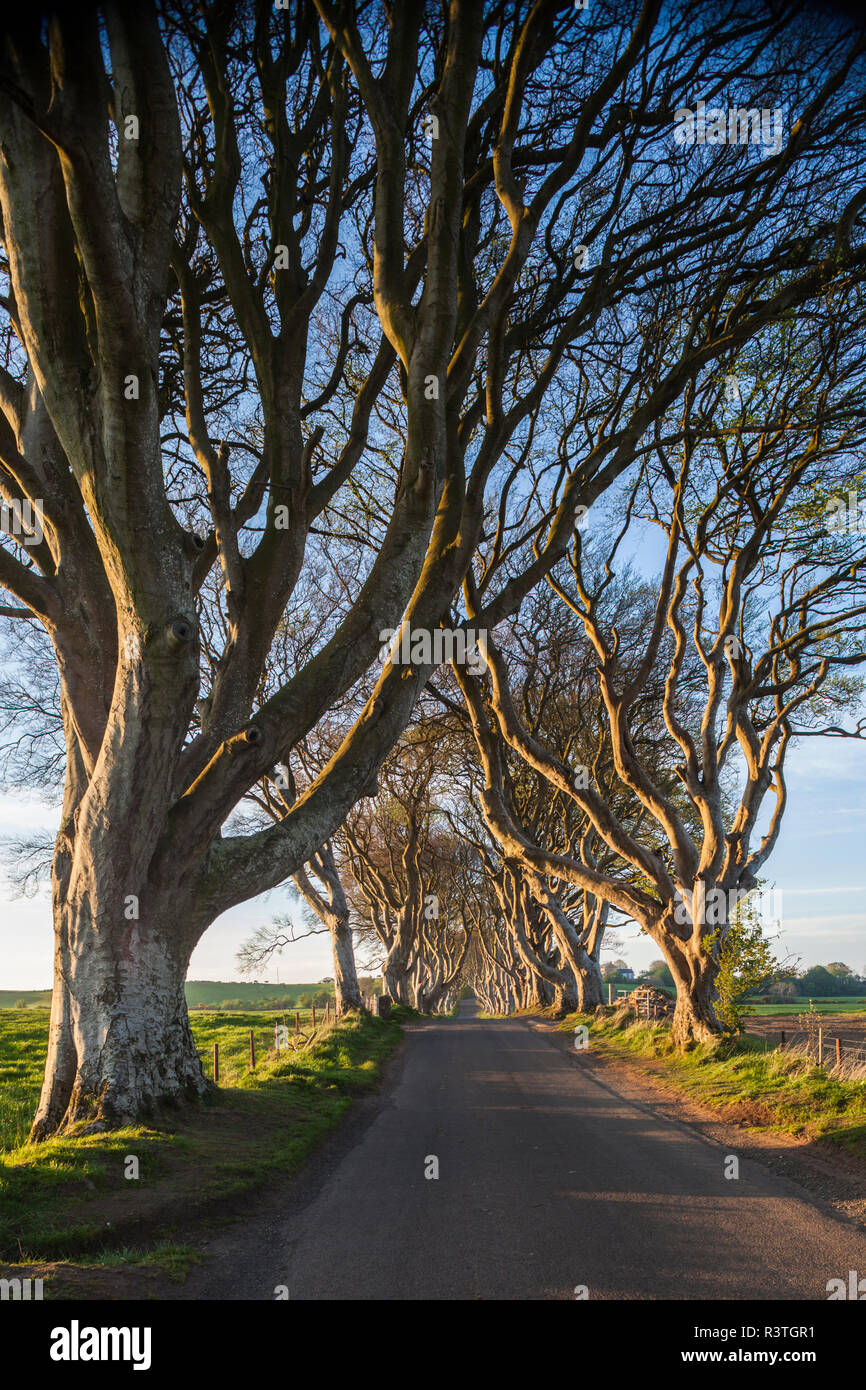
[0,1010,53,1151]
[0,1006,404,1265]
[748,997,866,1015]
[184,980,335,1010]
[186,1008,340,1085]
[0,1008,335,1150]
[560,1008,866,1157]
[53,1241,204,1280]
[0,980,354,1012]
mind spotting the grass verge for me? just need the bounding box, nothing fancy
[560,1006,866,1161]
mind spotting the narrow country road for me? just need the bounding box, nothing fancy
[185,1003,866,1300]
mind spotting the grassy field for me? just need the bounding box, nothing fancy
[0,981,347,1012]
[0,1005,407,1268]
[562,1007,866,1159]
[609,991,866,1016]
[749,997,866,1015]
[0,1007,340,1151]
[0,990,53,1010]
[185,980,337,1009]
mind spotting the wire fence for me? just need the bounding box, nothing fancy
[205,1001,337,1083]
[770,1026,866,1071]
[619,991,866,1080]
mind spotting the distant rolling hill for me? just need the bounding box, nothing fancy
[0,990,53,1010]
[0,981,337,1011]
[184,981,335,1009]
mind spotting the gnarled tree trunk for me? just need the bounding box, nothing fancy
[32,886,209,1139]
[330,913,362,1016]
[295,850,362,1017]
[383,935,416,1006]
[575,951,605,1011]
[666,937,724,1047]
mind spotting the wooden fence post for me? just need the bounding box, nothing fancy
[608,983,614,1005]
[213,1042,219,1084]
[780,1030,786,1048]
[312,1004,317,1028]
[295,1011,300,1033]
[249,1030,255,1070]
[818,1027,823,1068]
[836,1037,843,1067]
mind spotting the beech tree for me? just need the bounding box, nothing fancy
[456,294,866,1043]
[236,835,362,1015]
[340,725,468,1006]
[2,0,864,1134]
[443,581,684,1013]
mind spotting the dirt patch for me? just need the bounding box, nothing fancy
[711,1098,780,1128]
[743,1013,866,1062]
[0,1259,173,1301]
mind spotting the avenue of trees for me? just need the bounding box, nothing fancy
[0,0,865,1134]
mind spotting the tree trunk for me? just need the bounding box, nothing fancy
[31,893,209,1140]
[330,914,362,1015]
[575,952,605,1011]
[550,974,579,1015]
[381,909,417,1005]
[30,643,206,1140]
[667,939,724,1047]
[383,955,414,1005]
[529,975,551,1009]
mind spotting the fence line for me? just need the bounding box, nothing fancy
[205,1009,336,1081]
[620,994,866,1075]
[769,1025,866,1077]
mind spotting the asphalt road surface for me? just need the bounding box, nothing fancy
[189,1002,866,1300]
